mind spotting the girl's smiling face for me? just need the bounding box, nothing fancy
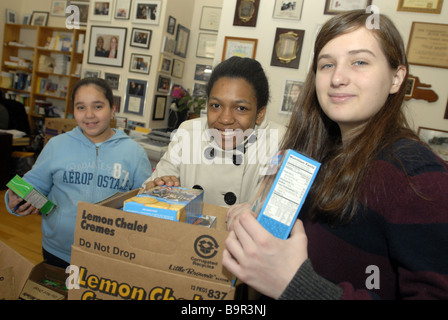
[315,27,406,140]
[74,84,115,143]
[207,77,266,150]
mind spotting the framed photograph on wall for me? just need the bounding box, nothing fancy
[114,0,131,19]
[397,0,443,14]
[132,0,161,25]
[174,24,190,58]
[83,69,101,78]
[124,79,147,115]
[152,95,167,120]
[273,0,304,20]
[157,75,171,93]
[6,9,18,23]
[130,28,152,49]
[129,53,151,74]
[194,64,212,82]
[167,16,176,34]
[158,54,173,74]
[51,0,67,17]
[222,36,258,60]
[90,0,113,21]
[88,26,127,67]
[280,79,304,114]
[30,11,49,26]
[104,72,120,90]
[70,1,89,26]
[162,36,176,54]
[324,0,372,14]
[417,127,448,162]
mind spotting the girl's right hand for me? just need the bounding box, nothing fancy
[144,176,180,190]
[7,189,39,216]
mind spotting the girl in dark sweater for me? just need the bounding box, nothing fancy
[224,10,448,299]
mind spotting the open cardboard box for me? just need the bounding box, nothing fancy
[68,189,236,300]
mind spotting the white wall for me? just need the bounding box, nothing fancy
[214,0,448,133]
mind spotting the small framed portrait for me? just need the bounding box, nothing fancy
[157,75,171,93]
[167,15,176,34]
[129,53,151,74]
[273,0,304,20]
[6,9,18,23]
[172,59,185,78]
[132,0,161,25]
[114,0,131,19]
[90,0,113,21]
[30,11,49,26]
[417,127,448,162]
[88,26,127,67]
[158,54,173,74]
[324,0,372,14]
[162,36,176,54]
[125,79,147,115]
[83,69,101,78]
[51,0,67,17]
[194,64,212,82]
[130,28,152,49]
[174,24,190,58]
[280,79,304,114]
[104,72,120,90]
[70,1,89,26]
[152,95,167,120]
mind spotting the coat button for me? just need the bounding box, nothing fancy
[204,147,215,160]
[193,185,203,190]
[232,154,243,166]
[224,192,237,205]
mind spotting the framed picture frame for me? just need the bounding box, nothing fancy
[417,127,448,162]
[406,22,448,69]
[324,0,372,14]
[222,36,258,61]
[194,64,212,82]
[88,26,127,67]
[196,33,217,59]
[129,53,151,74]
[271,28,305,69]
[124,79,147,115]
[167,16,176,34]
[90,0,113,21]
[83,69,101,78]
[51,0,67,17]
[233,0,260,27]
[104,72,120,90]
[70,1,89,26]
[162,36,176,54]
[158,54,173,74]
[193,83,207,96]
[152,95,167,120]
[172,59,185,78]
[280,79,304,114]
[157,75,171,93]
[22,14,31,25]
[273,0,304,20]
[114,0,131,19]
[6,9,18,23]
[113,96,121,113]
[174,24,190,58]
[130,28,152,49]
[30,11,49,26]
[397,0,443,14]
[200,6,222,31]
[132,0,161,25]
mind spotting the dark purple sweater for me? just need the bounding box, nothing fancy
[280,139,448,300]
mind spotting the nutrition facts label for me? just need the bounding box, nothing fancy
[24,189,49,209]
[263,154,318,226]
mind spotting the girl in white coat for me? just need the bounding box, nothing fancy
[144,57,286,207]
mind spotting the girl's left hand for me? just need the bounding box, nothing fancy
[223,211,308,299]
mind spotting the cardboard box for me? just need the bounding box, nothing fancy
[68,189,235,300]
[123,186,203,223]
[0,241,34,300]
[7,175,56,215]
[19,262,68,300]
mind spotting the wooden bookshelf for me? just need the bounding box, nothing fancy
[1,23,86,132]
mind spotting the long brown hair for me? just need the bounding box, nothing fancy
[281,10,418,224]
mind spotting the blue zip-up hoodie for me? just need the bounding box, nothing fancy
[5,127,152,263]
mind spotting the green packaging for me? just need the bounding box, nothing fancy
[7,175,56,215]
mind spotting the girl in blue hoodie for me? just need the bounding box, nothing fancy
[5,77,152,268]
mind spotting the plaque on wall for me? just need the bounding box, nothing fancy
[233,0,260,27]
[270,28,305,69]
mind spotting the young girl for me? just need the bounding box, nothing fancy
[144,57,286,207]
[224,11,448,299]
[5,77,152,268]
